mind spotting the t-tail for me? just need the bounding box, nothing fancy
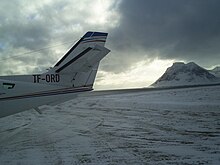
[46,31,110,89]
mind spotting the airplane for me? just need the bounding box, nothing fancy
[0,31,110,118]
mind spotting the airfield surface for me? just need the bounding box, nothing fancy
[0,86,220,164]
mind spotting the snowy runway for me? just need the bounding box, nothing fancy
[0,86,220,164]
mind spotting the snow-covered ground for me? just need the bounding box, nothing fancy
[0,86,220,164]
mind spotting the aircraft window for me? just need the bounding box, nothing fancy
[3,82,15,89]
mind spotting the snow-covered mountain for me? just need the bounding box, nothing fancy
[209,66,220,78]
[152,62,220,87]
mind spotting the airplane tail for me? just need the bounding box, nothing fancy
[46,31,110,88]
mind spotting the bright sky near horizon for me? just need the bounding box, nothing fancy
[0,0,219,89]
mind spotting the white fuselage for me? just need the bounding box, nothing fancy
[0,77,92,118]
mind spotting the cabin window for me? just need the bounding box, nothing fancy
[3,82,15,89]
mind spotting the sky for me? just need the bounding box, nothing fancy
[0,0,220,89]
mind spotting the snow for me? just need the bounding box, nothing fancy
[209,66,220,78]
[152,62,220,87]
[0,85,220,164]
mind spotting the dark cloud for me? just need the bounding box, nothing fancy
[110,0,220,68]
[0,0,219,77]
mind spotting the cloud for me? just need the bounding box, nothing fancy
[95,59,174,89]
[0,0,219,88]
[109,0,220,69]
[0,0,120,75]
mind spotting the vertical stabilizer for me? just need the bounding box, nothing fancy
[45,31,110,88]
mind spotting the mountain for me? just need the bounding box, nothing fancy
[152,62,220,87]
[209,66,220,78]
